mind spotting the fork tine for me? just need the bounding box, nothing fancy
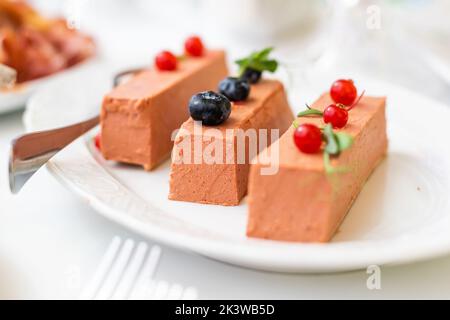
[151,280,170,300]
[111,241,148,300]
[128,245,162,300]
[181,287,199,300]
[95,238,135,300]
[166,283,184,300]
[135,279,158,301]
[79,236,122,300]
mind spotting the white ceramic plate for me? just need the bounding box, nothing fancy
[25,73,450,273]
[0,57,97,115]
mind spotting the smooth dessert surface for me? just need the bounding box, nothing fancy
[247,93,388,242]
[101,50,228,170]
[169,79,294,206]
[106,50,225,101]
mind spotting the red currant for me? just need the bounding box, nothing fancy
[185,36,204,57]
[94,133,101,150]
[155,50,178,71]
[293,124,322,154]
[323,104,349,129]
[330,79,357,106]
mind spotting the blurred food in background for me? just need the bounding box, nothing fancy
[0,0,95,84]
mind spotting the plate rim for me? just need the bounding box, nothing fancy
[0,55,99,114]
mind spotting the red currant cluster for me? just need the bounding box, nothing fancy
[293,79,363,155]
[155,36,205,71]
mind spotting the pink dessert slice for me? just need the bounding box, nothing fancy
[100,50,228,170]
[169,79,294,206]
[247,93,388,242]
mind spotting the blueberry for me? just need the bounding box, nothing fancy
[218,77,251,102]
[189,91,231,126]
[240,67,262,84]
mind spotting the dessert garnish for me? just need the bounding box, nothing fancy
[218,77,251,102]
[297,79,365,128]
[241,68,262,84]
[298,103,349,129]
[293,123,322,154]
[94,133,101,150]
[155,50,178,71]
[321,124,353,174]
[323,104,349,128]
[189,91,231,126]
[330,79,358,106]
[155,37,206,70]
[184,36,205,57]
[235,47,278,84]
[293,123,353,174]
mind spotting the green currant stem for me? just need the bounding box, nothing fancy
[322,124,340,155]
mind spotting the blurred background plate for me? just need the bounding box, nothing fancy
[0,56,99,115]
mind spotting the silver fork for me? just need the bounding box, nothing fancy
[79,236,198,300]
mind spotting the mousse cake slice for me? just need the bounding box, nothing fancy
[169,79,294,206]
[100,50,228,170]
[247,93,388,242]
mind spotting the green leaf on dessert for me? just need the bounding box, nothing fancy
[322,125,353,175]
[252,47,273,60]
[251,59,278,73]
[323,124,340,155]
[236,47,279,76]
[235,58,248,67]
[297,108,323,117]
[335,132,354,151]
[323,152,335,175]
[323,152,350,175]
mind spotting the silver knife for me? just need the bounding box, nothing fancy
[8,67,144,194]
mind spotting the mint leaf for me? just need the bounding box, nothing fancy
[297,108,323,117]
[322,125,353,175]
[235,58,248,67]
[252,47,273,61]
[335,132,353,151]
[323,124,340,155]
[252,60,278,72]
[323,152,350,175]
[323,152,335,175]
[235,47,278,76]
